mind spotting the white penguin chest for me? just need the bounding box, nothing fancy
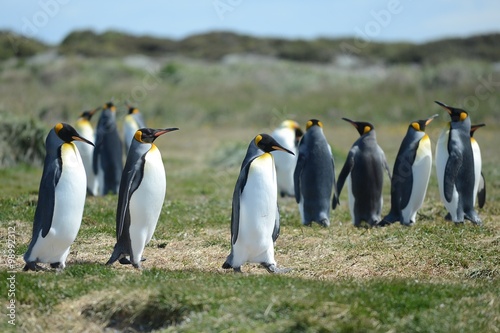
[240,154,277,230]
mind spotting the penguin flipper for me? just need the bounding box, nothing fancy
[293,153,305,203]
[333,148,356,209]
[38,149,63,238]
[444,150,463,202]
[477,172,486,208]
[272,204,280,242]
[230,159,254,245]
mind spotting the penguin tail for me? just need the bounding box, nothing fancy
[106,243,126,266]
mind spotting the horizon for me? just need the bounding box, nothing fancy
[1,1,499,46]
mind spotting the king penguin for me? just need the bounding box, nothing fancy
[23,123,94,271]
[470,124,486,208]
[75,107,100,196]
[123,104,146,154]
[271,120,303,197]
[93,101,123,195]
[381,114,438,226]
[435,101,481,224]
[222,134,294,273]
[333,118,391,227]
[293,119,335,227]
[106,127,178,269]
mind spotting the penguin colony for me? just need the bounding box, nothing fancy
[23,100,486,273]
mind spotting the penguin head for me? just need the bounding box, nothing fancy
[79,107,101,121]
[103,101,117,112]
[54,123,94,146]
[281,120,303,139]
[306,119,323,131]
[470,123,485,137]
[254,134,294,155]
[134,127,179,144]
[342,118,374,136]
[435,101,469,122]
[411,114,438,132]
[128,107,140,115]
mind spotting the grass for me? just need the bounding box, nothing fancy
[0,54,499,332]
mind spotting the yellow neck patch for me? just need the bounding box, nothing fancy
[254,134,263,146]
[54,123,63,134]
[411,123,421,131]
[460,112,467,121]
[363,125,371,134]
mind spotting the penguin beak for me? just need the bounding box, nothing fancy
[72,135,95,147]
[425,114,439,125]
[272,145,295,155]
[434,101,452,114]
[342,117,357,128]
[90,106,101,116]
[154,128,179,137]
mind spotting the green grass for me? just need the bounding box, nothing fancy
[0,54,499,332]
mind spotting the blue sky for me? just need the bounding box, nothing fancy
[1,0,499,45]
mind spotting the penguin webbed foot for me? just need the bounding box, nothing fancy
[318,219,330,228]
[378,213,399,227]
[23,262,46,272]
[464,212,482,226]
[261,263,291,274]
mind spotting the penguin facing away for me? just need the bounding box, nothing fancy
[294,119,335,227]
[435,101,481,224]
[74,107,100,196]
[470,124,486,208]
[381,114,438,226]
[271,120,303,197]
[222,134,294,273]
[93,101,123,195]
[107,127,178,269]
[124,104,146,154]
[24,123,94,271]
[333,118,391,228]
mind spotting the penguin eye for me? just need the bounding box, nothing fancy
[460,112,468,121]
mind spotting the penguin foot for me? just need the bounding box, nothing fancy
[400,221,415,227]
[23,262,46,271]
[222,261,232,269]
[317,219,330,228]
[261,263,291,274]
[465,213,482,225]
[444,213,452,221]
[119,257,132,265]
[50,262,63,269]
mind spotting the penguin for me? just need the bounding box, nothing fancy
[294,119,335,227]
[93,101,123,195]
[333,118,391,227]
[23,123,94,271]
[470,124,486,208]
[106,127,179,269]
[222,134,294,273]
[74,107,100,196]
[271,120,303,197]
[123,104,146,154]
[435,101,481,224]
[381,114,438,226]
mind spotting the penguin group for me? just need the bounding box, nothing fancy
[22,100,486,273]
[23,101,179,271]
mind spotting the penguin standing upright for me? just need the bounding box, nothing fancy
[435,101,481,224]
[333,118,391,227]
[107,127,178,269]
[271,120,303,197]
[470,124,486,208]
[123,104,146,154]
[381,114,438,226]
[75,108,99,196]
[93,101,123,195]
[294,119,335,227]
[24,123,94,271]
[222,134,294,273]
